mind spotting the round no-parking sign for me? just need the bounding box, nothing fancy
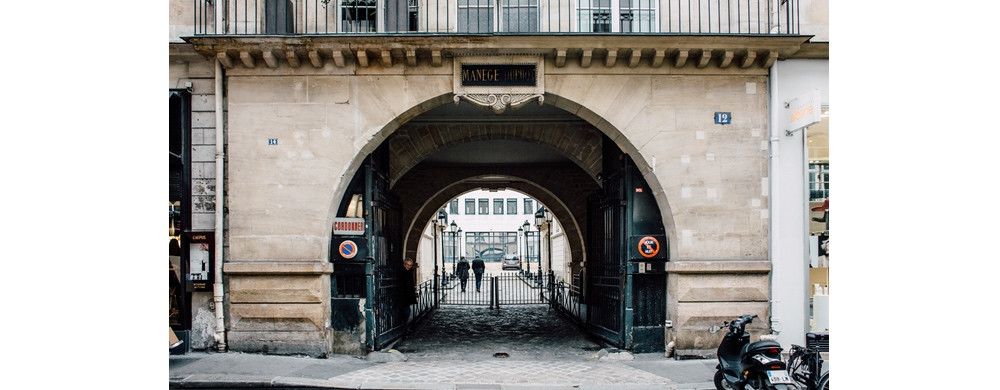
[637,236,660,258]
[339,240,359,259]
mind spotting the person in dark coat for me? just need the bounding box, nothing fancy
[456,256,471,292]
[399,258,418,320]
[471,255,486,293]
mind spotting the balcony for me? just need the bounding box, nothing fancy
[190,0,802,36]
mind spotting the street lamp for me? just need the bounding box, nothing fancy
[522,220,531,274]
[544,208,553,272]
[517,225,524,272]
[436,210,448,287]
[450,221,458,275]
[535,207,545,278]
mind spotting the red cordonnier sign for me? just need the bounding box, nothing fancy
[333,217,365,235]
[637,236,660,259]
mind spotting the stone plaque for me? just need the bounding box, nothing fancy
[453,56,545,114]
[460,64,537,87]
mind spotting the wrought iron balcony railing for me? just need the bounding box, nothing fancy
[192,0,801,36]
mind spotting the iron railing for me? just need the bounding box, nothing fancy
[410,278,437,321]
[553,271,585,323]
[192,0,800,36]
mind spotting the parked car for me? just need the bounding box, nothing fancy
[479,248,506,262]
[501,254,522,270]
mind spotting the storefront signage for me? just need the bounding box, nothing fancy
[714,112,732,125]
[333,217,365,235]
[339,240,359,259]
[637,236,661,259]
[785,89,822,133]
[460,64,537,87]
[187,232,214,292]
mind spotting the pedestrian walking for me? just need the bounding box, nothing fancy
[457,256,471,292]
[471,255,486,293]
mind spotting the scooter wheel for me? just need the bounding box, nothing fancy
[713,370,733,390]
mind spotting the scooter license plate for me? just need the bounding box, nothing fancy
[766,370,794,385]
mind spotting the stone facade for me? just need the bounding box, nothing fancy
[211,54,771,354]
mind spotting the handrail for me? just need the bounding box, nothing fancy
[192,0,800,36]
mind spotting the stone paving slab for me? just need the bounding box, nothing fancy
[327,360,676,389]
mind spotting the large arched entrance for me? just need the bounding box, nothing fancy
[329,96,673,353]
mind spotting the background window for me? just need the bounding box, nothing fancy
[465,199,476,215]
[619,0,656,32]
[458,0,493,33]
[506,198,517,215]
[577,0,611,32]
[341,0,377,32]
[450,199,459,214]
[524,198,534,214]
[500,0,539,32]
[494,199,504,215]
[479,199,489,215]
[809,163,830,201]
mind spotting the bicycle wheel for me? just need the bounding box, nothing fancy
[817,372,829,390]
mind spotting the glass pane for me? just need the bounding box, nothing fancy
[458,6,494,33]
[502,6,539,32]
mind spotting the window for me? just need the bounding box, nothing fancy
[458,0,494,33]
[479,199,489,215]
[465,199,476,215]
[341,0,377,32]
[383,0,419,32]
[450,199,459,214]
[577,0,611,32]
[524,198,534,214]
[525,231,539,263]
[809,163,830,201]
[619,0,656,32]
[493,199,504,215]
[506,198,517,215]
[465,232,519,260]
[500,0,539,32]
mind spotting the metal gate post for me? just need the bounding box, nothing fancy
[548,270,555,307]
[491,276,499,310]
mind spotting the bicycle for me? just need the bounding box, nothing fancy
[786,344,829,390]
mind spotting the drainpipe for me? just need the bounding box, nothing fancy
[768,62,780,338]
[213,58,227,352]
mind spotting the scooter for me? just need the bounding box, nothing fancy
[712,315,798,390]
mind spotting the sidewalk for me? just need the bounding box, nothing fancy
[169,351,721,389]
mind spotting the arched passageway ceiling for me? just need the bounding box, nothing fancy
[394,162,599,266]
[387,120,603,186]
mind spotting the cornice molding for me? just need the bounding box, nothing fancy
[184,35,812,71]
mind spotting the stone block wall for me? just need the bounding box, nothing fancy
[169,43,220,350]
[220,57,771,354]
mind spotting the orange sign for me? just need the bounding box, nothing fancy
[338,240,359,259]
[637,236,660,258]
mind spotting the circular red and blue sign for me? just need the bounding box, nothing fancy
[338,240,359,259]
[637,236,660,258]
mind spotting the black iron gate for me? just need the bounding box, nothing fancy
[581,153,669,351]
[361,153,409,350]
[586,168,627,347]
[440,271,550,307]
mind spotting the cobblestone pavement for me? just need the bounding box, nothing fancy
[394,305,602,361]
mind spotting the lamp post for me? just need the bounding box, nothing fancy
[534,207,545,279]
[436,210,448,289]
[522,220,531,275]
[517,225,524,273]
[450,221,458,276]
[544,208,553,272]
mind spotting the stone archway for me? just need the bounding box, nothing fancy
[394,163,599,265]
[328,91,679,262]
